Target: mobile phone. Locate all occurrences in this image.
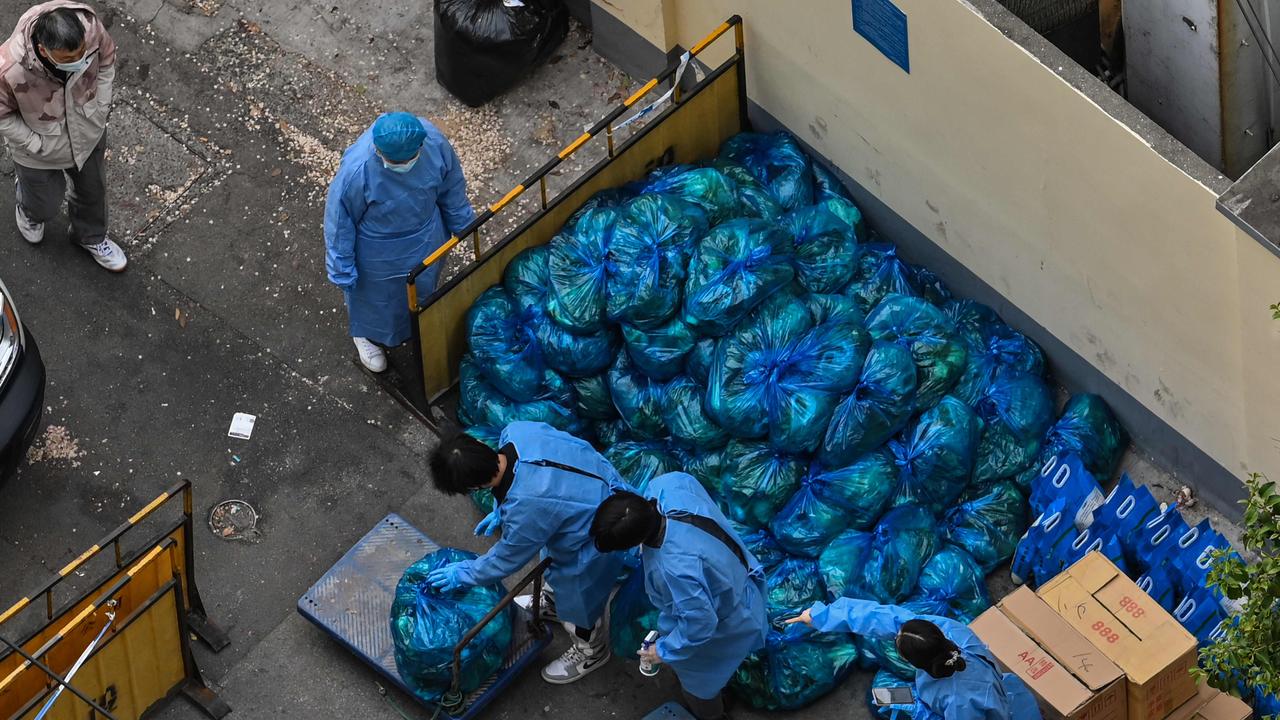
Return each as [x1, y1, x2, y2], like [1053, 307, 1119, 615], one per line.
[871, 686, 915, 706]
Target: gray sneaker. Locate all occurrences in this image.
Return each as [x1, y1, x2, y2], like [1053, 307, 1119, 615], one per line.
[15, 203, 43, 244]
[540, 641, 611, 685]
[514, 592, 560, 625]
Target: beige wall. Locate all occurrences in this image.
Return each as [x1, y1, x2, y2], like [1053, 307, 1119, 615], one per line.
[617, 0, 1280, 488]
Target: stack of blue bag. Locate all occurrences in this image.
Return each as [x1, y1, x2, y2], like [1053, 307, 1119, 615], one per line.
[455, 131, 1130, 711]
[1013, 453, 1276, 715]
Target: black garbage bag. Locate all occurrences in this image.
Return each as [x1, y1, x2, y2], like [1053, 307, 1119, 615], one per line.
[607, 193, 708, 328]
[466, 286, 545, 402]
[862, 503, 940, 603]
[684, 218, 796, 337]
[458, 355, 584, 435]
[1017, 394, 1128, 491]
[818, 528, 874, 601]
[764, 557, 825, 621]
[548, 204, 621, 333]
[607, 354, 668, 439]
[942, 480, 1028, 574]
[568, 373, 616, 420]
[783, 204, 859, 294]
[644, 165, 740, 225]
[820, 341, 918, 468]
[434, 0, 568, 107]
[719, 440, 805, 529]
[718, 132, 816, 211]
[605, 439, 678, 493]
[621, 316, 698, 381]
[771, 450, 897, 557]
[729, 623, 859, 711]
[888, 396, 982, 512]
[391, 548, 513, 701]
[662, 375, 731, 449]
[866, 294, 968, 411]
[846, 244, 920, 313]
[684, 336, 717, 385]
[711, 160, 786, 221]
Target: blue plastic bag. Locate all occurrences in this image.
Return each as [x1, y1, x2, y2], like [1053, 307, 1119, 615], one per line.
[608, 562, 660, 657]
[621, 315, 698, 380]
[390, 548, 513, 703]
[819, 528, 874, 601]
[568, 372, 616, 420]
[910, 264, 952, 307]
[674, 444, 727, 500]
[771, 450, 896, 557]
[806, 291, 865, 326]
[1087, 474, 1162, 570]
[1061, 525, 1129, 578]
[889, 396, 982, 512]
[820, 342, 918, 468]
[866, 295, 968, 411]
[863, 503, 940, 603]
[710, 160, 785, 221]
[684, 218, 796, 336]
[465, 286, 545, 402]
[458, 355, 583, 435]
[864, 596, 946, 680]
[684, 336, 717, 385]
[846, 244, 920, 314]
[812, 161, 853, 203]
[605, 439, 678, 493]
[729, 623, 860, 711]
[1010, 498, 1075, 587]
[942, 480, 1029, 574]
[718, 131, 816, 211]
[606, 354, 668, 439]
[915, 546, 991, 621]
[535, 319, 619, 379]
[1019, 394, 1128, 491]
[783, 204, 859, 293]
[1029, 454, 1106, 529]
[1174, 588, 1230, 646]
[594, 418, 629, 448]
[606, 193, 707, 328]
[644, 165, 740, 224]
[869, 669, 918, 719]
[719, 440, 806, 529]
[1129, 504, 1190, 575]
[971, 371, 1055, 482]
[548, 203, 621, 333]
[765, 557, 826, 621]
[662, 375, 731, 449]
[734, 521, 789, 573]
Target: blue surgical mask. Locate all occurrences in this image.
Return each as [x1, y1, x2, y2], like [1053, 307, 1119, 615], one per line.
[50, 50, 95, 75]
[383, 154, 419, 173]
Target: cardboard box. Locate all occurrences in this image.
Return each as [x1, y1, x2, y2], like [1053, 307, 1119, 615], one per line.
[1164, 682, 1253, 720]
[1039, 552, 1199, 720]
[971, 592, 1126, 720]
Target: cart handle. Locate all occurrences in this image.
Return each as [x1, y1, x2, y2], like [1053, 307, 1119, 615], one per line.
[447, 557, 554, 705]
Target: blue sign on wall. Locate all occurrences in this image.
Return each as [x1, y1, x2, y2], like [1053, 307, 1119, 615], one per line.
[852, 0, 910, 73]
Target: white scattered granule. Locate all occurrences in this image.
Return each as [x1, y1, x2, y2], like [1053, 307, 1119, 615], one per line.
[26, 426, 87, 467]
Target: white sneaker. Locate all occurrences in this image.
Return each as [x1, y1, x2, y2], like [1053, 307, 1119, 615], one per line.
[540, 641, 611, 685]
[353, 337, 387, 372]
[515, 592, 561, 625]
[15, 204, 44, 244]
[84, 237, 127, 272]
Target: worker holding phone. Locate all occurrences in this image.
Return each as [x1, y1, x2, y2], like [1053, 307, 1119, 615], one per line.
[786, 599, 1042, 720]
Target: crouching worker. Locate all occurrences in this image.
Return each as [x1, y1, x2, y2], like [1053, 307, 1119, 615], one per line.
[786, 599, 1042, 720]
[426, 422, 626, 684]
[591, 472, 768, 720]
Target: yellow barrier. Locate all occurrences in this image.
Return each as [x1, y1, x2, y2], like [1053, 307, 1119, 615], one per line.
[409, 16, 748, 402]
[0, 483, 228, 719]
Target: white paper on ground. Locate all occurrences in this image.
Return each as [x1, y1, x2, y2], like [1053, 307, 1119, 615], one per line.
[228, 413, 257, 440]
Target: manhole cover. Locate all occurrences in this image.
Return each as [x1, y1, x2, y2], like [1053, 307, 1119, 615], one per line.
[209, 499, 261, 542]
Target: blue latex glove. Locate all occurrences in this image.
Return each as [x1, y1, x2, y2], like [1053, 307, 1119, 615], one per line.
[426, 563, 467, 593]
[474, 509, 502, 536]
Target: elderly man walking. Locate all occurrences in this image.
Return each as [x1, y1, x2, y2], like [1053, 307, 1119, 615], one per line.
[0, 2, 125, 271]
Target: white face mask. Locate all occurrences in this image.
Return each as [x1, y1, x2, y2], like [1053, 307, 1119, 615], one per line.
[44, 48, 94, 74]
[382, 154, 420, 174]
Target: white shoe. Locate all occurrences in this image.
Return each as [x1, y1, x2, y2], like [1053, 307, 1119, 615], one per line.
[84, 237, 127, 272]
[515, 592, 561, 624]
[353, 337, 387, 372]
[15, 204, 44, 244]
[540, 641, 611, 685]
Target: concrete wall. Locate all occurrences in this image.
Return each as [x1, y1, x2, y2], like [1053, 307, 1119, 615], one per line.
[593, 0, 1280, 508]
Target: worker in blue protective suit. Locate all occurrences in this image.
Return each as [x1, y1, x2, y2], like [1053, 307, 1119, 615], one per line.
[425, 422, 628, 684]
[590, 473, 768, 720]
[324, 111, 474, 373]
[786, 599, 1043, 720]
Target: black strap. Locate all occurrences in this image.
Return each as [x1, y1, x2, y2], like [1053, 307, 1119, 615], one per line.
[667, 511, 750, 571]
[521, 458, 607, 483]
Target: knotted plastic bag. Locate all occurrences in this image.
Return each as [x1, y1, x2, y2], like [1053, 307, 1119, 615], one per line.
[771, 450, 897, 557]
[719, 440, 805, 529]
[567, 373, 616, 421]
[818, 528, 874, 601]
[729, 623, 860, 711]
[783, 204, 859, 293]
[607, 354, 668, 439]
[914, 546, 991, 621]
[466, 286, 545, 402]
[606, 193, 708, 328]
[733, 521, 789, 573]
[684, 218, 796, 336]
[889, 396, 982, 512]
[684, 336, 717, 385]
[644, 165, 740, 225]
[662, 375, 730, 449]
[458, 355, 583, 435]
[942, 480, 1029, 574]
[718, 132, 816, 211]
[866, 295, 967, 411]
[847, 244, 920, 314]
[673, 445, 727, 500]
[711, 160, 785, 221]
[434, 0, 568, 107]
[764, 557, 826, 621]
[608, 561, 660, 657]
[1018, 394, 1128, 491]
[863, 503, 940, 603]
[547, 205, 619, 333]
[390, 548, 513, 702]
[621, 315, 698, 381]
[820, 341, 918, 468]
[605, 440, 678, 493]
[971, 370, 1054, 483]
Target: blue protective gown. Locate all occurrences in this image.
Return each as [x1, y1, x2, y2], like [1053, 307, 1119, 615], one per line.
[643, 472, 769, 700]
[810, 598, 1043, 720]
[324, 116, 474, 346]
[454, 422, 628, 628]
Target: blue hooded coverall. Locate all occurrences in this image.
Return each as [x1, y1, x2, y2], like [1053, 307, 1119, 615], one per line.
[809, 599, 1043, 720]
[323, 116, 474, 346]
[452, 422, 628, 628]
[644, 473, 769, 701]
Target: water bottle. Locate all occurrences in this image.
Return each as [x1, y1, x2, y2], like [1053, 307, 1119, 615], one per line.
[639, 631, 660, 677]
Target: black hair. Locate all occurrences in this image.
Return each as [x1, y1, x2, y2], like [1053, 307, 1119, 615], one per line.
[897, 619, 967, 679]
[34, 8, 86, 53]
[428, 432, 499, 496]
[590, 492, 659, 552]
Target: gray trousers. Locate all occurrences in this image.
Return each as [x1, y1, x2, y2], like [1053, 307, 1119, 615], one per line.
[14, 136, 108, 246]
